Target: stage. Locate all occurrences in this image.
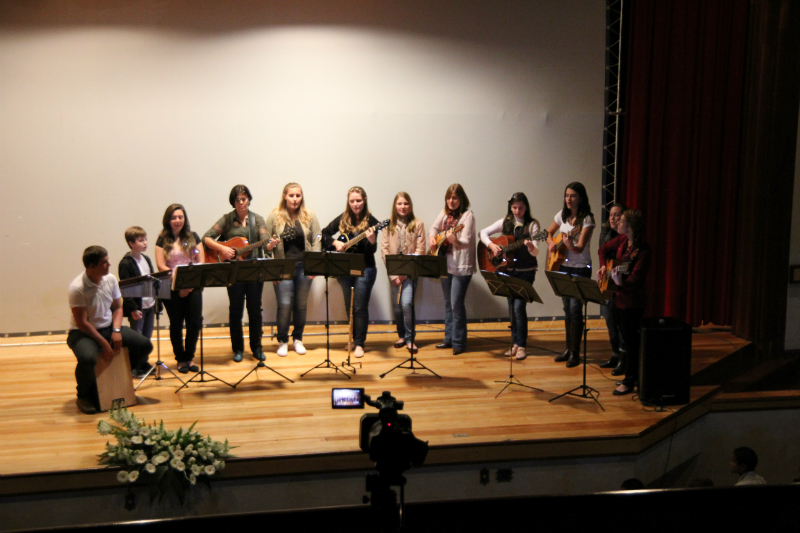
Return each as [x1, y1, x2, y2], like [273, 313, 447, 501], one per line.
[0, 320, 750, 495]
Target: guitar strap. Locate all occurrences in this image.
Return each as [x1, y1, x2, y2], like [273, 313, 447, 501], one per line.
[248, 211, 260, 258]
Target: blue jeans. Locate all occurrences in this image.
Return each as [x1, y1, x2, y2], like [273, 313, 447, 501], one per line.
[507, 270, 535, 347]
[390, 277, 418, 343]
[227, 282, 263, 352]
[337, 266, 377, 348]
[559, 265, 592, 329]
[274, 262, 313, 343]
[441, 274, 472, 349]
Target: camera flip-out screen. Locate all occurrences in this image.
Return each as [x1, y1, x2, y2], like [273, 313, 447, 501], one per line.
[331, 388, 365, 409]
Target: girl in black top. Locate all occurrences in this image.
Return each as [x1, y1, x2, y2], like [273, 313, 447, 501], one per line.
[321, 186, 380, 359]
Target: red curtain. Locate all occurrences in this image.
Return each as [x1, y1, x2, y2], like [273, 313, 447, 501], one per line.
[620, 0, 749, 326]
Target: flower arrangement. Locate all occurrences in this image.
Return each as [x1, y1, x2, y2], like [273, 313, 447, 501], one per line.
[97, 407, 234, 502]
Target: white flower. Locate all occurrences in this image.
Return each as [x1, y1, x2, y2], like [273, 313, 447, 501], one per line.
[160, 450, 170, 458]
[131, 436, 143, 445]
[204, 465, 216, 476]
[128, 470, 139, 482]
[117, 471, 130, 483]
[144, 438, 155, 446]
[154, 455, 167, 465]
[97, 420, 113, 435]
[191, 464, 202, 476]
[140, 428, 151, 437]
[135, 454, 148, 465]
[145, 463, 157, 474]
[185, 444, 193, 452]
[189, 474, 197, 485]
[192, 451, 198, 457]
[188, 457, 196, 465]
[207, 452, 214, 459]
[159, 440, 168, 447]
[173, 450, 185, 460]
[170, 458, 185, 472]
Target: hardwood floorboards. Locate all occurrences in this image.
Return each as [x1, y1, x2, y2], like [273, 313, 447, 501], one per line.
[0, 321, 748, 478]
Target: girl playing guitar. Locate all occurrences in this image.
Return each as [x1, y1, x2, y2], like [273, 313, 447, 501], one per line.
[546, 182, 596, 368]
[321, 186, 381, 359]
[478, 192, 540, 360]
[598, 209, 651, 396]
[428, 183, 477, 355]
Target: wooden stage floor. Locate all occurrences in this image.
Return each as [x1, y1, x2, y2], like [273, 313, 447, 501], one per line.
[0, 320, 749, 487]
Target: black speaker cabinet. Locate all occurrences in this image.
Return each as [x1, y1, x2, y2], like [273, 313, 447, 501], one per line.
[638, 317, 691, 405]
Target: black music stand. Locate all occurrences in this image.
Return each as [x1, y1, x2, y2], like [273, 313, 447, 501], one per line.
[301, 251, 365, 379]
[119, 271, 186, 388]
[171, 260, 289, 392]
[235, 258, 298, 387]
[481, 270, 544, 397]
[545, 270, 606, 411]
[380, 254, 447, 379]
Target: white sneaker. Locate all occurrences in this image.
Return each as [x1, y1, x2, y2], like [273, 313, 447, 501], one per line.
[354, 346, 364, 358]
[515, 347, 527, 360]
[277, 343, 288, 357]
[293, 340, 306, 355]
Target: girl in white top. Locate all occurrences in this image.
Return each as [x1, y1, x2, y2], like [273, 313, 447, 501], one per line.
[546, 182, 595, 368]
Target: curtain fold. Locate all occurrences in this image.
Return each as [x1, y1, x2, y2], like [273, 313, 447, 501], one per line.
[620, 0, 748, 326]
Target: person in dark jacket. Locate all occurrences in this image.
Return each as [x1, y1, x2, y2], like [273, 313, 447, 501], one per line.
[118, 226, 158, 340]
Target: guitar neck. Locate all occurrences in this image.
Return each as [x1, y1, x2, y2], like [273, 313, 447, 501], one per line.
[235, 237, 272, 256]
[343, 225, 376, 251]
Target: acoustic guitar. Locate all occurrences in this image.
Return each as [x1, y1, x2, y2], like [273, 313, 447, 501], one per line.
[545, 225, 583, 271]
[428, 224, 465, 256]
[598, 258, 631, 295]
[336, 220, 390, 252]
[477, 229, 549, 273]
[204, 225, 297, 263]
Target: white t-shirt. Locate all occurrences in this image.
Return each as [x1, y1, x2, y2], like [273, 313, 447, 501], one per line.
[68, 272, 121, 330]
[554, 211, 595, 269]
[134, 255, 155, 310]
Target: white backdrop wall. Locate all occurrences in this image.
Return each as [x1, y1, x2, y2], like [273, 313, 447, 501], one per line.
[0, 0, 606, 334]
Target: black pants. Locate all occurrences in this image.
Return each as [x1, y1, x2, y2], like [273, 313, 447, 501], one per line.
[163, 289, 203, 363]
[616, 306, 645, 388]
[227, 282, 263, 352]
[67, 326, 152, 405]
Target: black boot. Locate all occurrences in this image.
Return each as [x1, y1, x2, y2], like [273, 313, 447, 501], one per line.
[611, 351, 626, 376]
[600, 352, 620, 369]
[555, 318, 571, 362]
[566, 321, 583, 368]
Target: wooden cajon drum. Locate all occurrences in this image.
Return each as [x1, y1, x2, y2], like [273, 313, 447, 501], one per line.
[95, 347, 137, 412]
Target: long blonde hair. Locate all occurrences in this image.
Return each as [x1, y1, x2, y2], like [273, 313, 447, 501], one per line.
[338, 186, 371, 235]
[389, 192, 418, 234]
[273, 182, 312, 228]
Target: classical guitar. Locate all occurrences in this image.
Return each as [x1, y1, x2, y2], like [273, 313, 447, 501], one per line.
[598, 258, 631, 295]
[337, 220, 390, 252]
[428, 224, 465, 256]
[204, 225, 297, 263]
[477, 228, 549, 273]
[545, 225, 583, 271]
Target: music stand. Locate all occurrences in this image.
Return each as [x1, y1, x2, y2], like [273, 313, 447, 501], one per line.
[380, 254, 447, 379]
[480, 270, 544, 397]
[171, 261, 279, 392]
[119, 271, 186, 388]
[235, 259, 298, 387]
[545, 270, 606, 411]
[301, 251, 365, 379]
